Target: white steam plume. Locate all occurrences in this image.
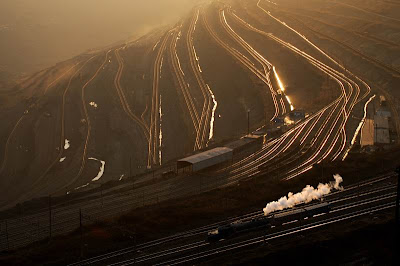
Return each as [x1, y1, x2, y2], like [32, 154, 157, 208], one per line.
[263, 174, 343, 216]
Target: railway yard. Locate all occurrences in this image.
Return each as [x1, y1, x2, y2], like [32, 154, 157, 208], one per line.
[69, 173, 397, 265]
[1, 0, 400, 264]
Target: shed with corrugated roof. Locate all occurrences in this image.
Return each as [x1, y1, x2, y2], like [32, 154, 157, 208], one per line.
[177, 147, 233, 172]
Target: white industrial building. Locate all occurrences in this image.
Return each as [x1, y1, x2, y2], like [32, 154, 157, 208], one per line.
[361, 118, 374, 147]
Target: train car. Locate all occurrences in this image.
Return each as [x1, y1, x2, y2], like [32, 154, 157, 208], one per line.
[161, 170, 176, 178]
[207, 225, 234, 242]
[207, 202, 331, 242]
[272, 202, 331, 226]
[271, 208, 305, 226]
[303, 202, 331, 217]
[207, 217, 269, 242]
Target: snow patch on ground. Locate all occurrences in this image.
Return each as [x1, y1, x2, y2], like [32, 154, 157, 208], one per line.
[89, 157, 106, 181]
[75, 183, 89, 190]
[67, 183, 90, 194]
[59, 157, 66, 162]
[64, 139, 70, 150]
[89, 101, 98, 108]
[119, 174, 125, 181]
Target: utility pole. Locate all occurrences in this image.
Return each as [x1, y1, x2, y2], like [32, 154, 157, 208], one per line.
[133, 228, 137, 265]
[101, 185, 104, 208]
[48, 195, 52, 239]
[79, 209, 83, 238]
[396, 167, 400, 226]
[79, 208, 83, 259]
[247, 109, 250, 135]
[5, 220, 9, 250]
[129, 156, 132, 178]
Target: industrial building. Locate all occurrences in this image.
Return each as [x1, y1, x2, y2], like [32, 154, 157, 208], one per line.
[374, 114, 390, 144]
[376, 109, 391, 118]
[224, 134, 264, 155]
[361, 118, 374, 147]
[177, 147, 233, 173]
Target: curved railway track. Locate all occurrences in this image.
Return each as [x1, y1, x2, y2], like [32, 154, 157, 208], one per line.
[114, 47, 151, 139]
[149, 31, 171, 166]
[68, 51, 111, 188]
[186, 10, 214, 149]
[66, 175, 397, 265]
[256, 0, 400, 140]
[202, 9, 281, 122]
[169, 26, 202, 150]
[212, 5, 370, 181]
[0, 1, 397, 256]
[0, 61, 83, 178]
[31, 57, 97, 193]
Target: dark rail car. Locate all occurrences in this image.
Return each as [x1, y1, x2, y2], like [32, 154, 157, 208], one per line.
[207, 202, 330, 242]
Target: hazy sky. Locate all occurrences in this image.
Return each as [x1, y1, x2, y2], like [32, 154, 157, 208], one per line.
[0, 0, 199, 76]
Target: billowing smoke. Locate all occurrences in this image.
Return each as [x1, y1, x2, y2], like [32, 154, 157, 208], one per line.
[263, 174, 343, 216]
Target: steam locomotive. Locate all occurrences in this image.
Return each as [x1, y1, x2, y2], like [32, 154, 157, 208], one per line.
[207, 202, 330, 242]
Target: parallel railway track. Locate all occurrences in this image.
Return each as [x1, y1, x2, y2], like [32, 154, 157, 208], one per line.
[69, 177, 397, 265]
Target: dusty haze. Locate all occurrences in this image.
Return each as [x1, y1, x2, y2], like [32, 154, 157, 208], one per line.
[0, 0, 199, 77]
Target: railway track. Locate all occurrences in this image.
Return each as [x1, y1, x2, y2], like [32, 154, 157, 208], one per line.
[41, 0, 368, 227]
[149, 31, 171, 166]
[0, 61, 84, 178]
[186, 10, 214, 149]
[29, 57, 98, 195]
[214, 41, 339, 178]
[225, 7, 356, 167]
[257, 0, 400, 140]
[219, 10, 281, 120]
[71, 51, 111, 186]
[329, 0, 400, 24]
[0, 167, 394, 253]
[169, 26, 202, 151]
[0, 59, 97, 210]
[217, 6, 374, 180]
[0, 0, 396, 256]
[154, 201, 395, 265]
[114, 47, 151, 138]
[113, 46, 153, 168]
[71, 177, 397, 265]
[256, 0, 372, 100]
[202, 9, 281, 121]
[282, 9, 400, 50]
[280, 10, 400, 77]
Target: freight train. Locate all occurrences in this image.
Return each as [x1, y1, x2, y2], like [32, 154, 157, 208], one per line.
[207, 202, 330, 242]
